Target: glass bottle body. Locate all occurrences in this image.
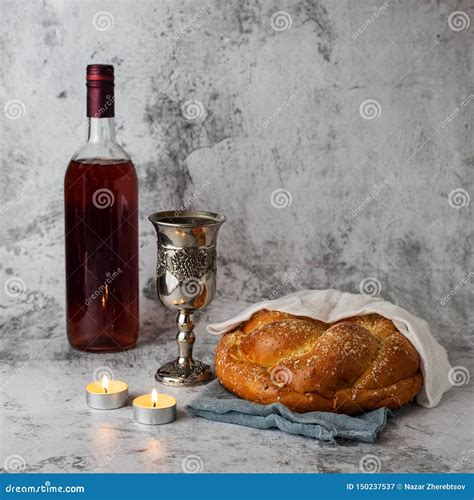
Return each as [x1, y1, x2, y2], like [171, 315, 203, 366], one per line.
[64, 117, 139, 351]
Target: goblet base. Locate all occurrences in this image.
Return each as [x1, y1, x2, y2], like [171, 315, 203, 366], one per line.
[155, 359, 215, 387]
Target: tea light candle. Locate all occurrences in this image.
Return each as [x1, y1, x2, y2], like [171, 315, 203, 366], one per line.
[133, 389, 177, 425]
[86, 375, 128, 410]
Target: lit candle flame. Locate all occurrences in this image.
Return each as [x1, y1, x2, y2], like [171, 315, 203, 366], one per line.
[151, 388, 158, 408]
[102, 374, 110, 393]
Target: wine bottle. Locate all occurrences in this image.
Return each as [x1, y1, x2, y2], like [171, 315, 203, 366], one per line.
[64, 64, 139, 352]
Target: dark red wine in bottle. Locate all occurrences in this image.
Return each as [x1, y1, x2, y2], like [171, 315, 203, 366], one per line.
[64, 64, 139, 352]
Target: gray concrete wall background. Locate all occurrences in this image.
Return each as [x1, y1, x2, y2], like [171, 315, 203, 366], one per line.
[1, 1, 472, 354]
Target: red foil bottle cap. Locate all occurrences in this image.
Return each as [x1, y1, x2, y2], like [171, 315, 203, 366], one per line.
[87, 64, 114, 82]
[86, 64, 115, 118]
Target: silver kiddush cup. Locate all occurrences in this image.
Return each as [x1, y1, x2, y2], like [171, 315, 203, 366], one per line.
[149, 210, 226, 386]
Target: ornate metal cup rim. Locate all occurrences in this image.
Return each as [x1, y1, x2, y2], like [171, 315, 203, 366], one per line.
[148, 210, 226, 228]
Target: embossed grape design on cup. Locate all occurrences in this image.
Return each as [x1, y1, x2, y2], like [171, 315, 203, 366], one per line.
[149, 210, 225, 386]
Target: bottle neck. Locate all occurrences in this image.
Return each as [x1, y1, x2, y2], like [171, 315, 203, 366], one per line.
[86, 75, 115, 144]
[87, 117, 117, 144]
[72, 66, 129, 163]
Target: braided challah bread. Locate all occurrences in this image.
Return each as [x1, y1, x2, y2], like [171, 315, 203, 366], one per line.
[215, 310, 423, 414]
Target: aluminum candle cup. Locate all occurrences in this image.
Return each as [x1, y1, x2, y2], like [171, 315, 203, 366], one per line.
[133, 390, 177, 425]
[86, 378, 128, 410]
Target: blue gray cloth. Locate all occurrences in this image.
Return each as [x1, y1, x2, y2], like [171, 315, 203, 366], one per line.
[186, 380, 392, 443]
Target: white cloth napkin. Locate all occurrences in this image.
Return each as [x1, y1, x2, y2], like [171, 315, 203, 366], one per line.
[207, 289, 453, 408]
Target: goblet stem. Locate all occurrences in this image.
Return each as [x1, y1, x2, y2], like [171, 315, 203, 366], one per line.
[176, 310, 195, 370]
[155, 309, 215, 386]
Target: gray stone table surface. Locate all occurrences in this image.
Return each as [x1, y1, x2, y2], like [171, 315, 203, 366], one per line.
[1, 292, 472, 474]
